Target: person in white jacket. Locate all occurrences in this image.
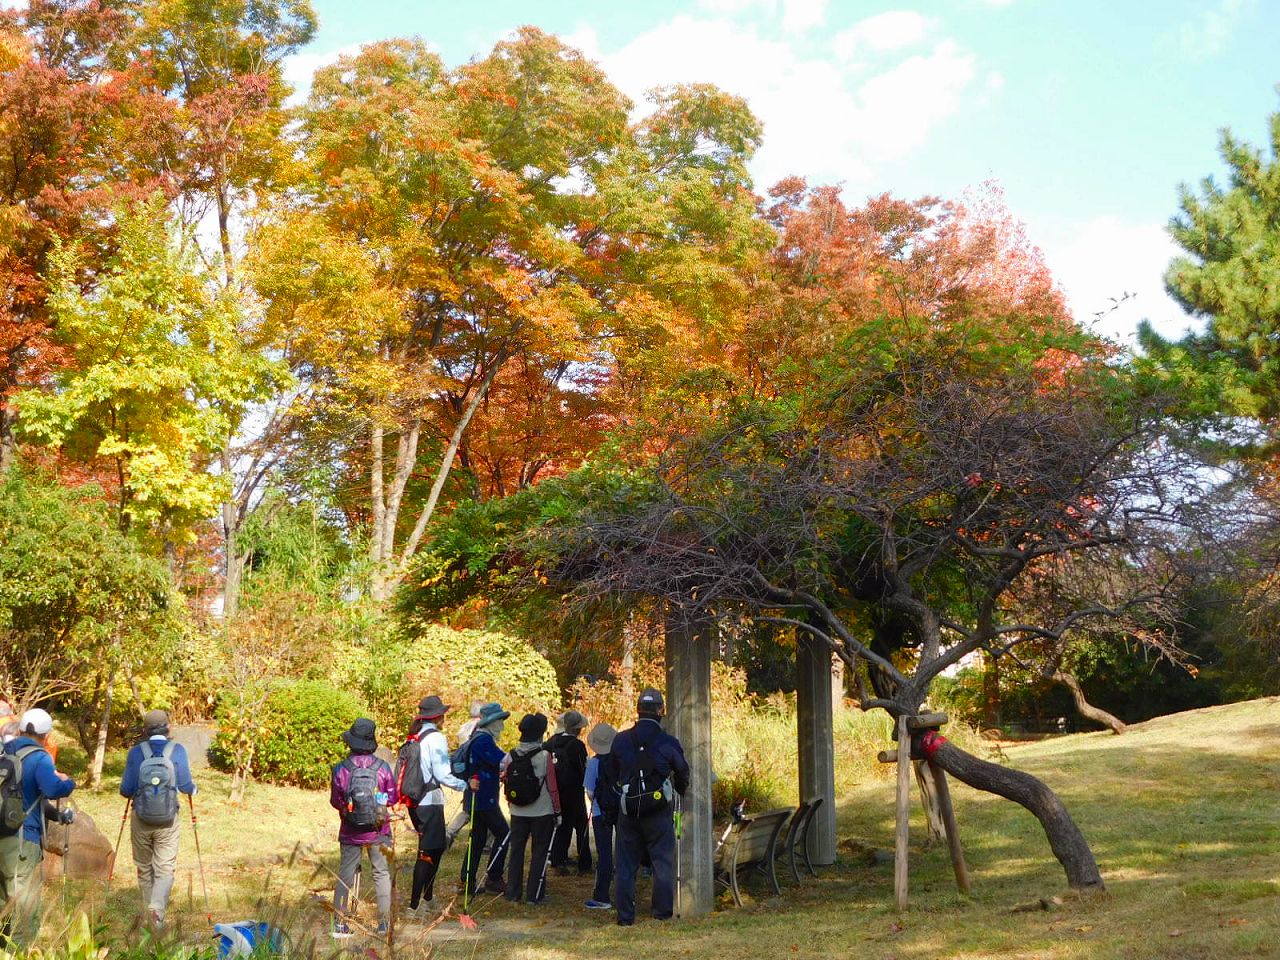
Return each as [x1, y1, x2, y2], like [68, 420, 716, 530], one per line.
[444, 702, 484, 847]
[406, 696, 466, 912]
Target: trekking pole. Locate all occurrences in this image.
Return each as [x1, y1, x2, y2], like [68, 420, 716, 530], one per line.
[59, 798, 70, 907]
[535, 819, 559, 902]
[461, 799, 478, 915]
[107, 798, 131, 888]
[674, 793, 683, 919]
[187, 794, 212, 924]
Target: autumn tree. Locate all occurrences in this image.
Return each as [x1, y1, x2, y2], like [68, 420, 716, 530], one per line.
[14, 202, 286, 541]
[252, 30, 767, 601]
[0, 0, 178, 471]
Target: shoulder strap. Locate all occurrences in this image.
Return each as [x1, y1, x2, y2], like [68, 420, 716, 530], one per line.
[13, 745, 40, 762]
[161, 741, 176, 761]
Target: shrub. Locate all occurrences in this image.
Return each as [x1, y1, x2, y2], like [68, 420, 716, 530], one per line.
[211, 679, 368, 789]
[352, 624, 561, 746]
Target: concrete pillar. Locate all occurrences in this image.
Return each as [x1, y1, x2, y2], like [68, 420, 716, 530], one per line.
[796, 633, 838, 865]
[665, 611, 715, 917]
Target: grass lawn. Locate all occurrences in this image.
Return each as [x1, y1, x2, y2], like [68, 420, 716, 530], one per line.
[46, 697, 1280, 959]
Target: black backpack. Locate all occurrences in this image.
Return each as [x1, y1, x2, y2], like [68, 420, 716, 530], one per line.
[340, 759, 386, 831]
[394, 734, 437, 806]
[0, 746, 38, 836]
[503, 748, 544, 807]
[133, 741, 179, 827]
[619, 739, 670, 818]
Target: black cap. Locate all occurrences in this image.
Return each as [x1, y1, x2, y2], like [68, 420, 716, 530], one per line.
[518, 713, 548, 741]
[637, 688, 664, 715]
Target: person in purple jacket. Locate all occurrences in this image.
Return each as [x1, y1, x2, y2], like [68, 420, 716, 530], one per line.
[329, 718, 398, 939]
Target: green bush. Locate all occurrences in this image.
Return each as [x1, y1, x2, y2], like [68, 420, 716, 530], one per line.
[210, 679, 368, 789]
[352, 624, 561, 745]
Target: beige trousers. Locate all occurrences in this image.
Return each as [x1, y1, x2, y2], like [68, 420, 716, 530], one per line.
[130, 813, 180, 920]
[0, 835, 43, 948]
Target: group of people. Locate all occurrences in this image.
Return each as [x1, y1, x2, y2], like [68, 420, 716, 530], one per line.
[328, 686, 690, 937]
[0, 703, 193, 949]
[0, 686, 690, 949]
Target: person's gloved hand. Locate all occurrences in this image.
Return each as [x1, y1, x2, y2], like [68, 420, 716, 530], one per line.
[553, 814, 562, 828]
[58, 808, 75, 825]
[468, 776, 480, 792]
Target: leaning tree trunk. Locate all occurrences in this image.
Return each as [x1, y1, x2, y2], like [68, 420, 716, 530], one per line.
[915, 731, 1104, 891]
[1050, 670, 1127, 735]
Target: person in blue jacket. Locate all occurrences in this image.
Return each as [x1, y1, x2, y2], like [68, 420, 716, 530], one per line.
[604, 689, 689, 926]
[458, 702, 510, 899]
[119, 710, 197, 929]
[0, 708, 75, 949]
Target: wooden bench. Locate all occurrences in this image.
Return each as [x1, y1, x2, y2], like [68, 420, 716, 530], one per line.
[780, 797, 824, 883]
[714, 807, 792, 907]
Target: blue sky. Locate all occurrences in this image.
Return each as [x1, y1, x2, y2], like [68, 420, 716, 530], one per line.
[284, 1, 1276, 342]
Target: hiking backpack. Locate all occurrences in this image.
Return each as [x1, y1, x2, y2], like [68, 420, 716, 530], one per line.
[502, 748, 544, 807]
[340, 759, 386, 831]
[0, 745, 38, 836]
[394, 734, 438, 806]
[134, 741, 180, 827]
[618, 739, 670, 818]
[449, 734, 477, 779]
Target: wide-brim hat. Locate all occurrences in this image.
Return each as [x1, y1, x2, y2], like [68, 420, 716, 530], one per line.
[560, 710, 587, 735]
[417, 695, 450, 718]
[341, 717, 378, 752]
[477, 702, 510, 727]
[587, 722, 617, 755]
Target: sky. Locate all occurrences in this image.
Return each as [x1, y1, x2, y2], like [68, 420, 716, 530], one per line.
[276, 0, 1280, 345]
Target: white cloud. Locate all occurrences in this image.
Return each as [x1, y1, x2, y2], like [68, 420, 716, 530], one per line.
[1178, 0, 1254, 59]
[594, 12, 993, 190]
[282, 42, 374, 104]
[833, 11, 936, 60]
[1039, 217, 1197, 345]
[782, 0, 829, 34]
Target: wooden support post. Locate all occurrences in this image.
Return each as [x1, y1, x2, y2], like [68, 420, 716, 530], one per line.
[666, 610, 715, 917]
[928, 759, 971, 896]
[914, 760, 945, 843]
[894, 715, 911, 912]
[796, 633, 837, 866]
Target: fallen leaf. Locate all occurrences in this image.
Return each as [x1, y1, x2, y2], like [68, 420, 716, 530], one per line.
[1076, 925, 1093, 933]
[457, 914, 478, 931]
[1169, 930, 1184, 937]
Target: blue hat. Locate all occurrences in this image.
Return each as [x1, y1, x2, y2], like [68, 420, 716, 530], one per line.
[477, 702, 510, 727]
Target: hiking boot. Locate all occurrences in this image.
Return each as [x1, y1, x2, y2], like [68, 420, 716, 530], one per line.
[482, 876, 505, 894]
[331, 920, 353, 939]
[553, 865, 572, 876]
[584, 899, 612, 910]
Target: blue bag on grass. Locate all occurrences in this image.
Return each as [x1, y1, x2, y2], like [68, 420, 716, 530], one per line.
[213, 921, 285, 957]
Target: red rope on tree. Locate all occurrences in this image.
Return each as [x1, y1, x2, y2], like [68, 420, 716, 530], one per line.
[921, 730, 947, 758]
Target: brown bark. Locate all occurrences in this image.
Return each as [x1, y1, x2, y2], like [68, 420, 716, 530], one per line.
[1050, 669, 1127, 735]
[918, 734, 1104, 892]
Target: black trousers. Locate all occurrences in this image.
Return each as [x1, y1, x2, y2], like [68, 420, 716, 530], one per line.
[408, 804, 446, 906]
[505, 814, 555, 902]
[615, 809, 675, 924]
[549, 809, 591, 872]
[460, 806, 509, 896]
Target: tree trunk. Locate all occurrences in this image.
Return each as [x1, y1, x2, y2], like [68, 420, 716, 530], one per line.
[370, 421, 388, 601]
[917, 734, 1104, 891]
[0, 404, 14, 473]
[982, 651, 1001, 730]
[89, 671, 114, 789]
[1050, 670, 1127, 735]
